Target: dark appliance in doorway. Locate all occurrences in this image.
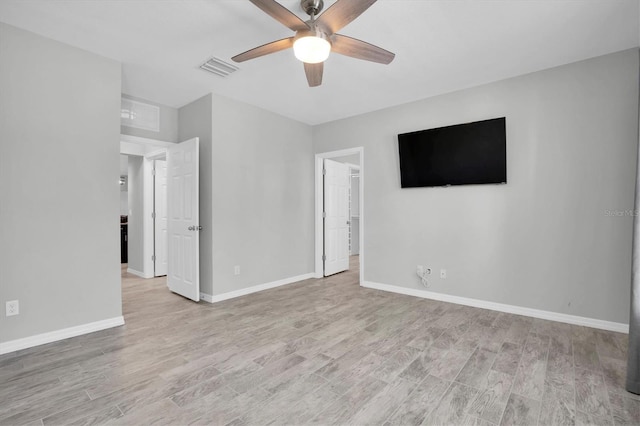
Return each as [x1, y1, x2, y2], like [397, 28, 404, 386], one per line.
[120, 215, 128, 263]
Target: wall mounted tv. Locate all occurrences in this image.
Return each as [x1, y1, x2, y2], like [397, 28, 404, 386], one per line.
[398, 117, 507, 188]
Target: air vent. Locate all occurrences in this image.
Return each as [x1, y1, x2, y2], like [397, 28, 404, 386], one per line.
[200, 57, 239, 77]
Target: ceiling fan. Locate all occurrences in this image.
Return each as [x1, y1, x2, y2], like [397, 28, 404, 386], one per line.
[232, 0, 395, 87]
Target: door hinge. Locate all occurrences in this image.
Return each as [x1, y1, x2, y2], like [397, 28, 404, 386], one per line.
[152, 255, 156, 261]
[152, 168, 156, 176]
[322, 211, 326, 219]
[151, 212, 156, 219]
[322, 255, 326, 261]
[322, 168, 326, 175]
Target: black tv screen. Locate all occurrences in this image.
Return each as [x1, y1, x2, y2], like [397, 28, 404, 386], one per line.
[398, 117, 507, 188]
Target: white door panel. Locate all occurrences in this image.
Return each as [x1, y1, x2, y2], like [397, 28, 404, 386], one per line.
[324, 159, 349, 276]
[167, 138, 200, 301]
[154, 160, 168, 276]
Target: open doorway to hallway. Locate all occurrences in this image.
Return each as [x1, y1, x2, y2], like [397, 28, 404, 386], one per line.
[315, 148, 364, 283]
[119, 153, 168, 279]
[119, 135, 174, 281]
[119, 134, 201, 303]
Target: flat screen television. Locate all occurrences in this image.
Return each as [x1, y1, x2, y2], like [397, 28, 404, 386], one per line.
[398, 117, 507, 188]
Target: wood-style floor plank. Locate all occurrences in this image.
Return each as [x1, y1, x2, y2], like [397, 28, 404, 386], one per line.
[0, 257, 633, 425]
[422, 381, 479, 425]
[500, 393, 541, 425]
[575, 367, 612, 418]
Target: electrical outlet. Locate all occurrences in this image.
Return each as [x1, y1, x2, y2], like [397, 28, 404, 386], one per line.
[416, 266, 432, 276]
[234, 265, 240, 275]
[6, 300, 19, 317]
[440, 269, 447, 279]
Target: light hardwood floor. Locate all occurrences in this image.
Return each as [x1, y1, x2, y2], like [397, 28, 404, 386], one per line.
[1, 257, 639, 425]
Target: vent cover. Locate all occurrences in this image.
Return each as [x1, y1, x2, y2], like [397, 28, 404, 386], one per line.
[121, 98, 160, 132]
[200, 57, 239, 77]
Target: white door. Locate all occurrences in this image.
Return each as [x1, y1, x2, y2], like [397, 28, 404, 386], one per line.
[154, 160, 168, 276]
[324, 159, 350, 276]
[167, 138, 200, 301]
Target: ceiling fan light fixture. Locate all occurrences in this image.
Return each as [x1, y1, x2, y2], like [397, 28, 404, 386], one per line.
[233, 0, 395, 87]
[293, 34, 331, 64]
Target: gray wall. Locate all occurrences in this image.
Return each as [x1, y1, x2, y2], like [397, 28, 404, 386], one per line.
[127, 156, 144, 273]
[210, 94, 314, 295]
[0, 23, 122, 343]
[178, 94, 214, 295]
[121, 94, 178, 143]
[120, 191, 129, 216]
[177, 94, 314, 297]
[313, 49, 639, 324]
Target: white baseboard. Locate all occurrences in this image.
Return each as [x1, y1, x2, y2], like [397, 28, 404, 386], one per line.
[0, 316, 125, 355]
[200, 273, 315, 304]
[127, 268, 152, 279]
[362, 281, 629, 334]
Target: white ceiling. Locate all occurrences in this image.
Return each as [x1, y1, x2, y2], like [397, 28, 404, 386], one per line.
[0, 0, 638, 125]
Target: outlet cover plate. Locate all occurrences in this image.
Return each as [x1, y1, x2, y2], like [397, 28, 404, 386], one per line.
[6, 300, 19, 316]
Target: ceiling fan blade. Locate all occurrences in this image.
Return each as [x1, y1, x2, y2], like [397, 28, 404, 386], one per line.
[317, 0, 377, 34]
[304, 62, 323, 87]
[232, 37, 294, 63]
[331, 34, 395, 64]
[249, 0, 309, 31]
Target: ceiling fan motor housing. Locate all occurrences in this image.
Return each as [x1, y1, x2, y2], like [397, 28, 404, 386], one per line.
[301, 0, 324, 16]
[294, 25, 329, 44]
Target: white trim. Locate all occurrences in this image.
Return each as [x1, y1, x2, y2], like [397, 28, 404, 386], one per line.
[200, 273, 315, 304]
[146, 149, 167, 161]
[317, 147, 364, 158]
[315, 148, 364, 284]
[126, 267, 152, 279]
[314, 157, 324, 279]
[0, 316, 125, 355]
[120, 134, 175, 147]
[120, 138, 172, 157]
[362, 281, 629, 334]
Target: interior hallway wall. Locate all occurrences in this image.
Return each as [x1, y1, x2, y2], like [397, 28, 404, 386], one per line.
[210, 94, 315, 296]
[126, 156, 144, 273]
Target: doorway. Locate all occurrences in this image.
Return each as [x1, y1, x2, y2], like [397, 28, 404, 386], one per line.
[119, 154, 167, 278]
[315, 148, 364, 284]
[120, 135, 173, 279]
[119, 135, 201, 302]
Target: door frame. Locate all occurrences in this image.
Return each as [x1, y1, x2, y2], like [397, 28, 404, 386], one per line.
[314, 147, 364, 285]
[120, 135, 172, 278]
